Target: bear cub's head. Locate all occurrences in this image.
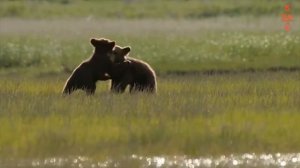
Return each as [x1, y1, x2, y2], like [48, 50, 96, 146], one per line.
[90, 38, 115, 52]
[108, 45, 131, 63]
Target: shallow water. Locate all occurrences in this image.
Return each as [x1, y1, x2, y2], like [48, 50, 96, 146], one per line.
[1, 153, 300, 168]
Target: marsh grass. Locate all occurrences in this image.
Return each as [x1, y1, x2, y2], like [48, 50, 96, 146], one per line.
[0, 72, 300, 158]
[1, 17, 299, 72]
[1, 0, 298, 19]
[1, 32, 299, 73]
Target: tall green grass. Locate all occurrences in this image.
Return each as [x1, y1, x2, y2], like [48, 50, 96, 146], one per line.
[1, 33, 299, 73]
[0, 72, 299, 158]
[1, 0, 296, 19]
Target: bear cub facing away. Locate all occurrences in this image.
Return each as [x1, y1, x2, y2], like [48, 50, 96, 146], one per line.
[62, 38, 115, 95]
[107, 45, 157, 93]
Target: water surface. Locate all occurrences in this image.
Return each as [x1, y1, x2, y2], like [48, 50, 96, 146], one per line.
[1, 153, 300, 168]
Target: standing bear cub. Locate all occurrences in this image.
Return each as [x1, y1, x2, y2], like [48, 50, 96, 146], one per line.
[107, 45, 157, 93]
[62, 38, 115, 95]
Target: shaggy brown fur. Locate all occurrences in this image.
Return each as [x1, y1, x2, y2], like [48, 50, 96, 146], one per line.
[62, 38, 115, 95]
[107, 45, 157, 93]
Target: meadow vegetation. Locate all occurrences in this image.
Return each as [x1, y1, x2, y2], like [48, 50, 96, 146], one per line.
[0, 0, 300, 162]
[1, 0, 298, 19]
[1, 72, 300, 158]
[1, 19, 299, 73]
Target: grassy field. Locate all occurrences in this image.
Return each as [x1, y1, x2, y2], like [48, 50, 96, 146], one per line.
[1, 18, 299, 73]
[1, 0, 299, 19]
[1, 72, 300, 158]
[1, 0, 300, 165]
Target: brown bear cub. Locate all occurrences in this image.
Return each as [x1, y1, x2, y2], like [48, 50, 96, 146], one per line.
[62, 38, 115, 95]
[107, 45, 157, 93]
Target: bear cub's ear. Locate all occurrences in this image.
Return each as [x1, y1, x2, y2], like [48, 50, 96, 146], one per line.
[109, 41, 116, 48]
[90, 38, 97, 46]
[123, 46, 131, 55]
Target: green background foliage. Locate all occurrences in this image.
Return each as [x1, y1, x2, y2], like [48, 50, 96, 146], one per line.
[0, 0, 298, 19]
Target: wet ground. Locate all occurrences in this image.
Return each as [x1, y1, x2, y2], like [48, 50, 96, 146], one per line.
[1, 153, 300, 168]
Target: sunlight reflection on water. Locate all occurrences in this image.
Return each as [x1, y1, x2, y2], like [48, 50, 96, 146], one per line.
[1, 153, 300, 168]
